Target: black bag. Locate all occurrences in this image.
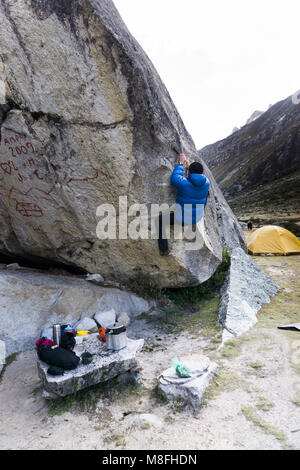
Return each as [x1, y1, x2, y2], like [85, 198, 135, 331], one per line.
[59, 325, 76, 351]
[47, 365, 64, 376]
[38, 345, 80, 370]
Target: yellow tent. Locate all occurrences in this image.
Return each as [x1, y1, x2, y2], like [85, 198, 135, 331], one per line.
[247, 225, 300, 255]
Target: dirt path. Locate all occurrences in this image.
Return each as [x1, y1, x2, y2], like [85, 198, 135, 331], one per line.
[0, 256, 299, 450]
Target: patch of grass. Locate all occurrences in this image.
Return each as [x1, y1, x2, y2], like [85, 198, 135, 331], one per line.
[249, 362, 264, 370]
[254, 255, 300, 326]
[161, 295, 221, 337]
[0, 352, 19, 383]
[126, 266, 162, 301]
[142, 342, 165, 353]
[255, 396, 275, 412]
[127, 248, 231, 340]
[103, 434, 126, 447]
[140, 422, 150, 430]
[172, 398, 185, 412]
[104, 434, 124, 443]
[281, 443, 298, 451]
[221, 339, 241, 359]
[93, 425, 103, 431]
[48, 378, 147, 417]
[163, 247, 231, 306]
[291, 396, 300, 407]
[203, 368, 246, 404]
[212, 332, 223, 344]
[164, 414, 175, 424]
[47, 394, 77, 416]
[152, 385, 168, 404]
[241, 406, 286, 442]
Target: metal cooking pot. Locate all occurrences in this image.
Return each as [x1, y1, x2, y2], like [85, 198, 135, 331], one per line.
[106, 322, 127, 351]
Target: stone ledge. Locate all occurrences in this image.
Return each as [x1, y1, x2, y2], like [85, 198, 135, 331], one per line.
[37, 334, 144, 398]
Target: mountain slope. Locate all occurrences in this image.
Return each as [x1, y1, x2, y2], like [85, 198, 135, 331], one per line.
[198, 95, 300, 207]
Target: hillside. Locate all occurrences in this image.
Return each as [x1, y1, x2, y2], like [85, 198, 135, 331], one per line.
[198, 95, 300, 224]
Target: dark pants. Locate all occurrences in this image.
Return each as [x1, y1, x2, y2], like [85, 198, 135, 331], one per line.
[158, 212, 184, 252]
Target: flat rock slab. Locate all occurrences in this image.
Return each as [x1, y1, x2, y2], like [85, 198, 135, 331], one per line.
[37, 334, 144, 398]
[218, 247, 279, 341]
[157, 355, 218, 410]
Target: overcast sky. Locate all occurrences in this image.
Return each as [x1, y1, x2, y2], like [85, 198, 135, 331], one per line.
[114, 0, 300, 149]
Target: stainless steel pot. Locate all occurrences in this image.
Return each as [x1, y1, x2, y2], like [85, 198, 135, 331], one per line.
[106, 322, 127, 351]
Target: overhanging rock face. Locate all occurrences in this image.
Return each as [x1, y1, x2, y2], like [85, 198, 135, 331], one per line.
[0, 0, 246, 287]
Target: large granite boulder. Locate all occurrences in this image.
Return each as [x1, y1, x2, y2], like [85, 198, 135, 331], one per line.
[0, 0, 246, 287]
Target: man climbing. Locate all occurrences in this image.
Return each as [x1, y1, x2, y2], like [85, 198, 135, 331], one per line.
[158, 153, 210, 255]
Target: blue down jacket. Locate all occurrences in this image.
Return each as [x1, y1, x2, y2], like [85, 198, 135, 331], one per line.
[171, 165, 210, 224]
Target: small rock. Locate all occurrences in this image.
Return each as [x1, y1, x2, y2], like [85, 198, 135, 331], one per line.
[86, 273, 104, 285]
[42, 390, 59, 400]
[94, 309, 116, 328]
[116, 312, 131, 328]
[127, 413, 163, 428]
[74, 317, 98, 333]
[6, 263, 21, 270]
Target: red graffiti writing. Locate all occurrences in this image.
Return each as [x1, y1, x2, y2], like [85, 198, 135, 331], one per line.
[15, 201, 43, 217]
[65, 169, 100, 186]
[26, 223, 48, 238]
[33, 169, 44, 180]
[0, 160, 19, 174]
[27, 158, 36, 167]
[0, 129, 106, 219]
[8, 185, 60, 211]
[8, 142, 36, 158]
[3, 134, 26, 146]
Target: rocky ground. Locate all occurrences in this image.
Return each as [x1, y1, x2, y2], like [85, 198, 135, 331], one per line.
[0, 248, 299, 450]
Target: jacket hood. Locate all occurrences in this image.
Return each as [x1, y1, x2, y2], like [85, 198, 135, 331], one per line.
[188, 173, 207, 187]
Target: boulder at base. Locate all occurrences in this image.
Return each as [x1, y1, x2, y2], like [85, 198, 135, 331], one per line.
[0, 0, 245, 287]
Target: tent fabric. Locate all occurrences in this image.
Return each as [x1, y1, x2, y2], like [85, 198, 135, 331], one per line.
[247, 225, 300, 255]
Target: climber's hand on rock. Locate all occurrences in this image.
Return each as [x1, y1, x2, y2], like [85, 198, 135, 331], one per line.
[179, 153, 186, 165]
